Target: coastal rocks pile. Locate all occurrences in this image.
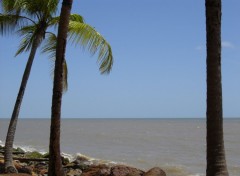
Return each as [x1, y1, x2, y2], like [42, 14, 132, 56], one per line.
[0, 146, 166, 176]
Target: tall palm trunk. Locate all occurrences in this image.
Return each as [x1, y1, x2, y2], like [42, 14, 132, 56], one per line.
[48, 0, 73, 175]
[4, 33, 43, 173]
[205, 0, 229, 175]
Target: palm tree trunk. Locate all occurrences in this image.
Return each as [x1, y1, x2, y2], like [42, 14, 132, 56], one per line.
[48, 0, 73, 176]
[205, 0, 229, 175]
[4, 34, 42, 173]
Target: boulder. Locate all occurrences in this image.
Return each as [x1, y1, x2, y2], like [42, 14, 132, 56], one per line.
[111, 165, 144, 176]
[0, 159, 4, 172]
[0, 174, 32, 176]
[18, 166, 33, 174]
[81, 164, 110, 176]
[143, 167, 166, 176]
[13, 160, 22, 170]
[64, 162, 89, 170]
[67, 169, 82, 176]
[96, 167, 111, 176]
[39, 168, 48, 175]
[33, 162, 48, 174]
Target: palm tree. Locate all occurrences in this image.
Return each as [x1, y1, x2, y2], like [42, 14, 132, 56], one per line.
[1, 0, 57, 172]
[205, 0, 229, 175]
[48, 1, 113, 175]
[48, 0, 73, 175]
[0, 0, 113, 173]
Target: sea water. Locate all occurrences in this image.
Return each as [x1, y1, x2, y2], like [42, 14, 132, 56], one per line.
[0, 118, 239, 176]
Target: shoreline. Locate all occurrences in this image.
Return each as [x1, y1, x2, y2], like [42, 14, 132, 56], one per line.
[0, 145, 166, 176]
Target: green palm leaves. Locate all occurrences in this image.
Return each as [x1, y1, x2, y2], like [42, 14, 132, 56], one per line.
[68, 22, 113, 74]
[1, 0, 113, 173]
[1, 0, 113, 84]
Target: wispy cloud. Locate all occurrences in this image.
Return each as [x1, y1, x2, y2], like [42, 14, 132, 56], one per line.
[195, 45, 204, 51]
[222, 41, 235, 48]
[196, 41, 235, 51]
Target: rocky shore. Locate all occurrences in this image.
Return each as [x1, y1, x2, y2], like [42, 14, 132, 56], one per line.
[0, 146, 166, 176]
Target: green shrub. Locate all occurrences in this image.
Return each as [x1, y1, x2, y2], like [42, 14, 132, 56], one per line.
[25, 151, 44, 158]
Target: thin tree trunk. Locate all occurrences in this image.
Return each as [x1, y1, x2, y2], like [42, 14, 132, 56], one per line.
[48, 0, 73, 176]
[205, 0, 229, 175]
[4, 34, 42, 173]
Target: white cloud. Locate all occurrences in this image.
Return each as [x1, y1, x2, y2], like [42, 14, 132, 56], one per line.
[222, 41, 235, 48]
[195, 45, 204, 51]
[196, 41, 235, 51]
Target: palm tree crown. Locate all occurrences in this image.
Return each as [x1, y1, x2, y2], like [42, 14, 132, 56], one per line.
[0, 0, 113, 173]
[1, 0, 113, 79]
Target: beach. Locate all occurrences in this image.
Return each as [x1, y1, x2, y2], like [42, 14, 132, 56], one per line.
[0, 118, 239, 176]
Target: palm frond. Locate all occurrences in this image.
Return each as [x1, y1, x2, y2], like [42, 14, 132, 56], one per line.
[0, 14, 16, 35]
[11, 0, 58, 22]
[69, 14, 85, 23]
[49, 14, 84, 29]
[68, 22, 113, 74]
[48, 16, 59, 28]
[46, 0, 59, 16]
[42, 33, 68, 92]
[1, 0, 16, 13]
[0, 14, 29, 35]
[15, 34, 34, 56]
[41, 32, 57, 59]
[15, 25, 37, 56]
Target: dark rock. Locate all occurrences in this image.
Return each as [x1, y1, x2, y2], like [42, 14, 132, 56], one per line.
[64, 162, 90, 170]
[33, 162, 48, 174]
[39, 168, 48, 175]
[43, 152, 49, 158]
[96, 167, 111, 176]
[143, 167, 166, 176]
[64, 162, 89, 170]
[110, 165, 144, 176]
[62, 156, 70, 165]
[6, 166, 18, 173]
[1, 174, 32, 176]
[35, 162, 48, 167]
[0, 159, 5, 172]
[18, 166, 33, 174]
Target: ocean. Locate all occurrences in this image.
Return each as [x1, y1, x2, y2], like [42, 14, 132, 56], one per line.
[0, 118, 239, 176]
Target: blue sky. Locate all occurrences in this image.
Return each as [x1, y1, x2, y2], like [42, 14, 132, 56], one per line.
[0, 0, 240, 118]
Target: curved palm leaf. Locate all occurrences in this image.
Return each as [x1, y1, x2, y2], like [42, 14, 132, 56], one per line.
[1, 0, 16, 13]
[41, 33, 68, 91]
[15, 25, 37, 56]
[0, 14, 30, 35]
[48, 13, 84, 28]
[68, 22, 113, 74]
[10, 0, 58, 22]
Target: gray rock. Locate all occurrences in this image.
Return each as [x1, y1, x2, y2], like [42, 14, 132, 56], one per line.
[143, 167, 166, 176]
[111, 165, 144, 176]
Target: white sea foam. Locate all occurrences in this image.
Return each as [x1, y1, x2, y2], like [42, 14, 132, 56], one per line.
[188, 174, 204, 176]
[13, 144, 37, 152]
[73, 153, 118, 166]
[61, 152, 74, 161]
